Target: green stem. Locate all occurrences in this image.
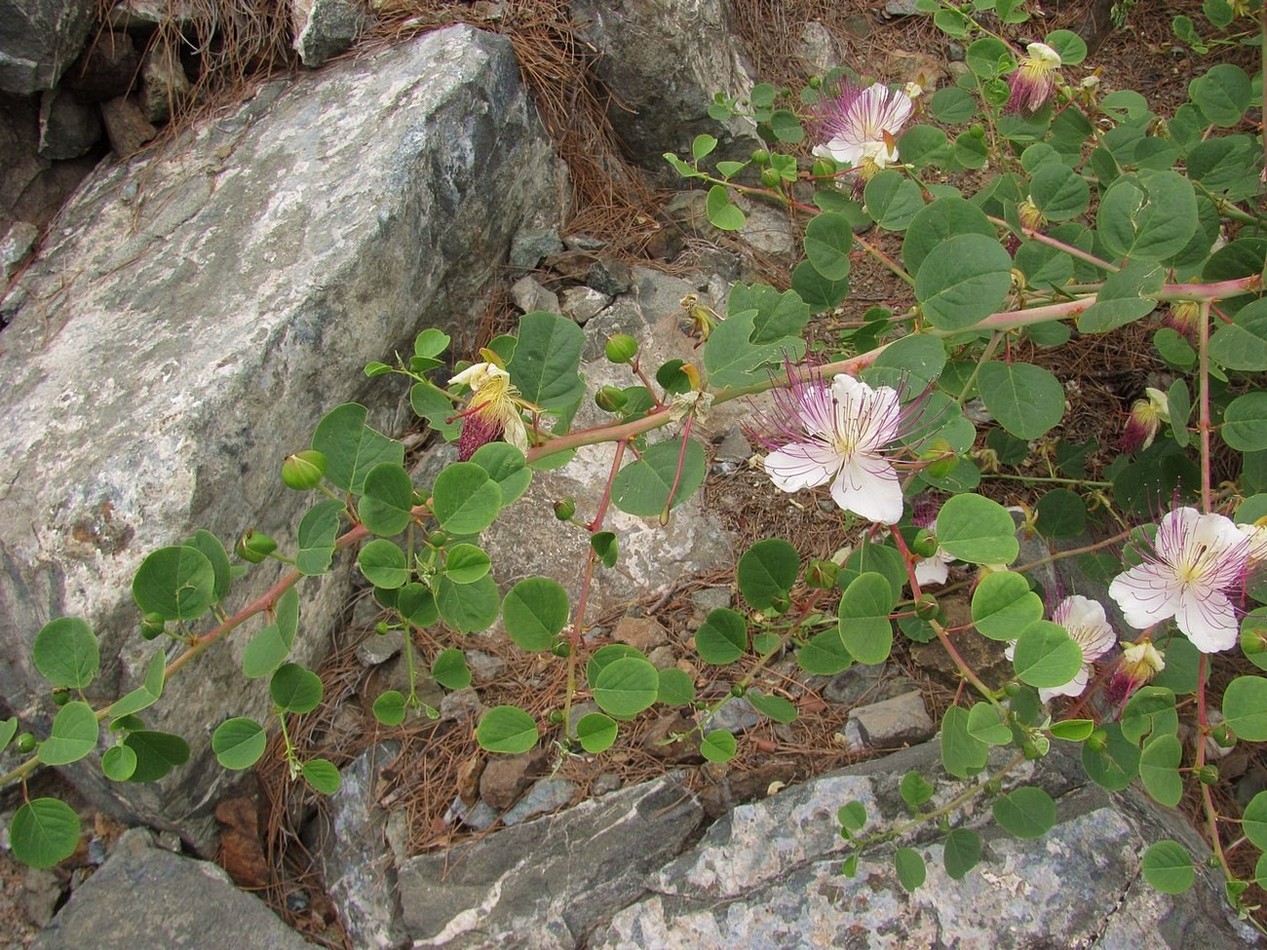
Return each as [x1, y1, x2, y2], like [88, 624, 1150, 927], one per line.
[980, 473, 1112, 488]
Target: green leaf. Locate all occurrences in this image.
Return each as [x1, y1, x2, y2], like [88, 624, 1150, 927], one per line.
[695, 608, 748, 665]
[706, 185, 746, 231]
[185, 529, 232, 602]
[107, 650, 167, 719]
[803, 212, 854, 281]
[936, 494, 1019, 565]
[898, 125, 952, 170]
[1142, 840, 1195, 894]
[435, 574, 500, 633]
[1222, 393, 1267, 451]
[123, 730, 190, 782]
[942, 706, 989, 777]
[967, 702, 1012, 746]
[929, 87, 976, 123]
[863, 169, 925, 230]
[476, 705, 539, 754]
[611, 438, 707, 517]
[33, 618, 99, 689]
[838, 800, 867, 834]
[1223, 676, 1267, 740]
[837, 573, 895, 665]
[1082, 723, 1141, 791]
[900, 771, 935, 807]
[865, 334, 947, 394]
[1188, 63, 1251, 127]
[692, 133, 718, 160]
[0, 718, 15, 754]
[971, 570, 1044, 641]
[1028, 163, 1090, 221]
[242, 588, 300, 678]
[502, 577, 570, 652]
[943, 828, 982, 880]
[840, 542, 909, 605]
[1035, 489, 1086, 538]
[594, 657, 660, 717]
[410, 382, 462, 441]
[358, 539, 409, 589]
[1044, 29, 1086, 65]
[730, 283, 813, 346]
[395, 582, 439, 630]
[38, 702, 99, 765]
[747, 690, 797, 724]
[791, 261, 850, 310]
[372, 690, 406, 725]
[1139, 734, 1184, 807]
[359, 463, 415, 537]
[296, 499, 345, 576]
[1242, 791, 1267, 849]
[915, 234, 1013, 330]
[443, 543, 491, 584]
[302, 758, 342, 795]
[1121, 686, 1179, 744]
[508, 311, 586, 414]
[10, 799, 80, 869]
[432, 648, 472, 690]
[704, 305, 805, 388]
[270, 663, 323, 714]
[101, 744, 137, 782]
[895, 847, 927, 891]
[576, 713, 619, 753]
[902, 197, 995, 280]
[656, 668, 696, 706]
[432, 462, 502, 534]
[1077, 261, 1164, 333]
[586, 644, 646, 688]
[1096, 171, 1198, 263]
[700, 729, 737, 763]
[976, 362, 1065, 440]
[1011, 620, 1082, 688]
[311, 403, 403, 495]
[469, 443, 532, 506]
[132, 545, 216, 622]
[797, 629, 854, 675]
[1210, 299, 1267, 371]
[1049, 719, 1095, 741]
[737, 538, 800, 610]
[212, 718, 267, 770]
[993, 786, 1056, 839]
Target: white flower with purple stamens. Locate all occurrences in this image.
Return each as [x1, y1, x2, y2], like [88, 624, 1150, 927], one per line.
[1006, 595, 1116, 702]
[813, 82, 914, 176]
[1109, 507, 1250, 654]
[755, 370, 911, 525]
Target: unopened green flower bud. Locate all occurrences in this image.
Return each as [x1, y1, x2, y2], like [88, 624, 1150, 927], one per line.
[281, 450, 327, 490]
[374, 621, 394, 635]
[1004, 681, 1022, 697]
[236, 530, 277, 563]
[1196, 764, 1220, 785]
[16, 732, 35, 754]
[1211, 723, 1236, 748]
[547, 709, 565, 724]
[554, 498, 576, 521]
[605, 333, 639, 364]
[140, 613, 165, 640]
[51, 687, 70, 707]
[915, 594, 939, 621]
[730, 683, 746, 698]
[595, 385, 628, 413]
[428, 531, 449, 547]
[912, 530, 939, 559]
[760, 167, 782, 189]
[806, 558, 840, 589]
[984, 778, 1003, 795]
[808, 76, 822, 89]
[751, 148, 770, 166]
[551, 639, 572, 658]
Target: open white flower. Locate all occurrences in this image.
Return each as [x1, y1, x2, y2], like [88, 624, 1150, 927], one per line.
[449, 361, 530, 460]
[1006, 595, 1116, 703]
[813, 82, 914, 175]
[756, 371, 909, 524]
[914, 546, 954, 586]
[1109, 507, 1250, 653]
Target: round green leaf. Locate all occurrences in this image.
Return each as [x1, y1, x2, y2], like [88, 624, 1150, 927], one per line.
[1029, 162, 1090, 221]
[737, 538, 800, 609]
[706, 185, 746, 231]
[992, 786, 1056, 839]
[1139, 734, 1184, 807]
[610, 438, 707, 517]
[358, 462, 415, 537]
[936, 494, 1019, 565]
[1222, 676, 1267, 740]
[1034, 488, 1086, 538]
[900, 770, 935, 807]
[1096, 171, 1198, 263]
[1044, 29, 1087, 65]
[747, 690, 797, 724]
[357, 539, 409, 589]
[10, 799, 80, 869]
[695, 608, 747, 665]
[123, 730, 190, 782]
[302, 758, 342, 794]
[1210, 298, 1267, 371]
[838, 572, 895, 665]
[700, 729, 737, 763]
[502, 577, 570, 652]
[435, 573, 500, 633]
[895, 847, 927, 892]
[977, 361, 1065, 441]
[270, 663, 323, 714]
[1188, 63, 1251, 127]
[971, 571, 1044, 641]
[211, 717, 267, 770]
[943, 828, 982, 880]
[864, 169, 925, 230]
[1048, 719, 1095, 742]
[902, 197, 994, 279]
[443, 544, 491, 584]
[396, 583, 439, 629]
[838, 800, 867, 834]
[101, 744, 138, 782]
[967, 702, 1012, 747]
[476, 705, 539, 754]
[469, 443, 532, 506]
[1011, 620, 1082, 688]
[929, 87, 975, 123]
[576, 713, 619, 753]
[914, 233, 1013, 330]
[372, 690, 407, 726]
[432, 648, 472, 690]
[593, 657, 660, 718]
[432, 462, 502, 535]
[1221, 393, 1267, 451]
[1082, 723, 1140, 791]
[803, 211, 854, 281]
[38, 701, 99, 766]
[185, 529, 232, 602]
[586, 644, 645, 688]
[656, 668, 696, 706]
[1142, 840, 1195, 894]
[32, 618, 99, 689]
[132, 545, 216, 621]
[797, 629, 854, 675]
[1242, 791, 1267, 850]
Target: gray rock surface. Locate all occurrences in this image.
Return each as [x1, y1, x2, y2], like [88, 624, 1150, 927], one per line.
[32, 827, 310, 949]
[397, 775, 704, 947]
[0, 93, 99, 236]
[0, 25, 562, 848]
[0, 0, 96, 95]
[844, 689, 935, 750]
[293, 0, 368, 68]
[37, 87, 102, 159]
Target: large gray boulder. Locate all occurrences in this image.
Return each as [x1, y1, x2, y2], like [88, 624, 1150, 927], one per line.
[0, 24, 563, 848]
[0, 0, 97, 95]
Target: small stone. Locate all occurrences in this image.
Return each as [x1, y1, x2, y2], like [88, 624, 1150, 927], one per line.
[108, 1, 201, 34]
[140, 38, 192, 123]
[706, 696, 761, 735]
[99, 95, 158, 156]
[883, 0, 919, 16]
[509, 227, 563, 269]
[439, 687, 485, 723]
[799, 22, 842, 74]
[822, 663, 909, 706]
[152, 831, 181, 855]
[293, 0, 367, 68]
[560, 285, 611, 324]
[845, 690, 935, 749]
[612, 615, 668, 653]
[447, 794, 498, 831]
[590, 772, 622, 796]
[502, 777, 578, 825]
[585, 255, 633, 295]
[63, 31, 140, 102]
[841, 13, 873, 39]
[20, 868, 62, 927]
[690, 587, 732, 615]
[1, 223, 39, 281]
[356, 627, 402, 667]
[510, 274, 559, 314]
[479, 746, 549, 810]
[38, 88, 102, 159]
[647, 645, 677, 670]
[714, 428, 752, 464]
[946, 41, 967, 62]
[464, 649, 506, 683]
[563, 232, 606, 251]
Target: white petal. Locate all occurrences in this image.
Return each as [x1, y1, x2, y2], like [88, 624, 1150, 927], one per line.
[815, 136, 862, 166]
[830, 453, 902, 524]
[1109, 563, 1183, 630]
[764, 442, 840, 492]
[914, 553, 949, 587]
[1175, 587, 1240, 653]
[1038, 665, 1091, 703]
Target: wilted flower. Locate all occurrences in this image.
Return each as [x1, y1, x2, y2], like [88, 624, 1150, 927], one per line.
[813, 82, 914, 178]
[755, 369, 914, 524]
[1118, 638, 1166, 684]
[1017, 197, 1046, 231]
[449, 361, 531, 461]
[1006, 595, 1116, 702]
[1007, 42, 1062, 115]
[1163, 300, 1201, 342]
[1120, 387, 1170, 453]
[1109, 507, 1250, 653]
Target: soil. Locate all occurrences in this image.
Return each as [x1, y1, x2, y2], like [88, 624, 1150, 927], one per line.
[3, 2, 1264, 948]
